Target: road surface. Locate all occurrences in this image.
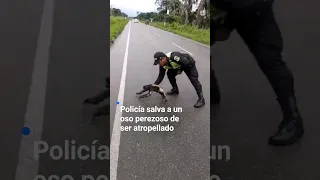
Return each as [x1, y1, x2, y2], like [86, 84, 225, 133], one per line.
[110, 21, 210, 179]
[2, 0, 319, 179]
[0, 1, 110, 179]
[211, 1, 320, 179]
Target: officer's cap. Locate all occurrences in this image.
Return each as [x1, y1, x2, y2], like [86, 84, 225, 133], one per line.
[153, 52, 167, 65]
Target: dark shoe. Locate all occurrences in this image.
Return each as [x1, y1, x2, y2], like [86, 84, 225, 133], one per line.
[268, 97, 304, 146]
[194, 92, 205, 108]
[167, 88, 179, 95]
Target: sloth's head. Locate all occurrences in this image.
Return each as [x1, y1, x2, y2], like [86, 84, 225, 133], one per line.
[143, 84, 152, 90]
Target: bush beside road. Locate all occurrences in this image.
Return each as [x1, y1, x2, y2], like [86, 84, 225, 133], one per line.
[110, 16, 129, 44]
[150, 21, 210, 45]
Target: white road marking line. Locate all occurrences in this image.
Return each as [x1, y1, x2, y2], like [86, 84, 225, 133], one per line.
[110, 22, 131, 180]
[172, 42, 194, 55]
[154, 32, 160, 36]
[14, 0, 54, 179]
[151, 26, 209, 48]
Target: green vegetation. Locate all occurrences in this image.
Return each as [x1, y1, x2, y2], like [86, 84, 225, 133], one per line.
[110, 6, 128, 17]
[110, 7, 129, 44]
[110, 16, 129, 44]
[151, 21, 209, 45]
[136, 0, 210, 45]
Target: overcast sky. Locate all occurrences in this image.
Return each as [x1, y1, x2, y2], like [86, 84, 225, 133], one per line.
[110, 0, 200, 17]
[110, 0, 158, 17]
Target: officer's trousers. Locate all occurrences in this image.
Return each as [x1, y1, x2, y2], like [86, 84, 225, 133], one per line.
[167, 65, 203, 95]
[211, 1, 295, 99]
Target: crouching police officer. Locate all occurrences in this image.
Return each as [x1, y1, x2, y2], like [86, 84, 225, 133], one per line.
[211, 0, 304, 145]
[153, 51, 205, 108]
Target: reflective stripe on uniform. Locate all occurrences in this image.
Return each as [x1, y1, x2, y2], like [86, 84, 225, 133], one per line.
[163, 52, 181, 69]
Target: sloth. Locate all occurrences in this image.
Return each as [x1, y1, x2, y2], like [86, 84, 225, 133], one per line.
[136, 84, 168, 102]
[83, 77, 110, 120]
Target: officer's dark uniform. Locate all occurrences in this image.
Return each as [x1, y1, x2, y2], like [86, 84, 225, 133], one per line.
[211, 0, 304, 145]
[153, 52, 205, 108]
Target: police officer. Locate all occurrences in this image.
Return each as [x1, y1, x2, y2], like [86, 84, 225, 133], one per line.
[153, 51, 205, 108]
[211, 0, 304, 145]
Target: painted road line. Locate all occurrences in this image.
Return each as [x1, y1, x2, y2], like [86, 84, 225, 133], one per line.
[110, 22, 131, 180]
[14, 0, 54, 179]
[151, 26, 210, 48]
[173, 42, 194, 56]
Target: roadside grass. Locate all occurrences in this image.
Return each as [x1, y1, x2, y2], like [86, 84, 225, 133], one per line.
[110, 16, 129, 44]
[150, 21, 210, 45]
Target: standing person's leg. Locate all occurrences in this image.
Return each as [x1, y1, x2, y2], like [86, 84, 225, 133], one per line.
[210, 8, 236, 105]
[184, 64, 206, 108]
[211, 55, 221, 104]
[166, 69, 179, 95]
[236, 1, 304, 145]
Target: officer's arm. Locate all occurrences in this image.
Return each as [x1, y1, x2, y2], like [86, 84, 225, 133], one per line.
[154, 66, 166, 85]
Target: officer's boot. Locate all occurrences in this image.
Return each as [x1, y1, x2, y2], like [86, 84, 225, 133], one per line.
[194, 92, 205, 108]
[167, 85, 179, 95]
[268, 96, 304, 145]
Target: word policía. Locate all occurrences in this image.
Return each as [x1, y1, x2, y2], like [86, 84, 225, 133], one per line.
[120, 105, 166, 112]
[34, 140, 109, 160]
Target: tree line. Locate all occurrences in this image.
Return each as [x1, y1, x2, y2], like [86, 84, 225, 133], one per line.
[137, 0, 210, 28]
[110, 7, 128, 17]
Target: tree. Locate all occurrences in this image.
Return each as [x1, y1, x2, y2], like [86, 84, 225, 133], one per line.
[182, 0, 193, 24]
[137, 0, 210, 28]
[110, 8, 128, 17]
[195, 0, 207, 28]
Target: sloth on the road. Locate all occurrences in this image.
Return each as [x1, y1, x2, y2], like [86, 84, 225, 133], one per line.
[83, 77, 110, 119]
[136, 84, 168, 102]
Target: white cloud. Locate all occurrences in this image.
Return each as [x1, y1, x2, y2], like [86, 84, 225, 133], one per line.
[110, 0, 158, 16]
[110, 0, 201, 17]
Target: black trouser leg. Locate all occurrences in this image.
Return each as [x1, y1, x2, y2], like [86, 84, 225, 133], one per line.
[235, 1, 303, 145]
[236, 2, 295, 101]
[185, 65, 205, 108]
[211, 55, 221, 104]
[185, 65, 203, 95]
[166, 69, 179, 94]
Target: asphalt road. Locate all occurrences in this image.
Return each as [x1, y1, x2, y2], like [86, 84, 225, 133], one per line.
[3, 0, 319, 179]
[110, 21, 210, 179]
[0, 1, 110, 179]
[211, 1, 320, 180]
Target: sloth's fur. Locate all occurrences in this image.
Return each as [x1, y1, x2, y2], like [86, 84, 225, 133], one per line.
[136, 84, 168, 102]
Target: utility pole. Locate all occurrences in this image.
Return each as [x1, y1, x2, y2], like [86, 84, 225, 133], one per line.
[110, 5, 113, 16]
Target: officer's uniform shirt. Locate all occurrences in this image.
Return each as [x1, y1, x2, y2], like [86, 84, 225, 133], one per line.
[154, 52, 195, 85]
